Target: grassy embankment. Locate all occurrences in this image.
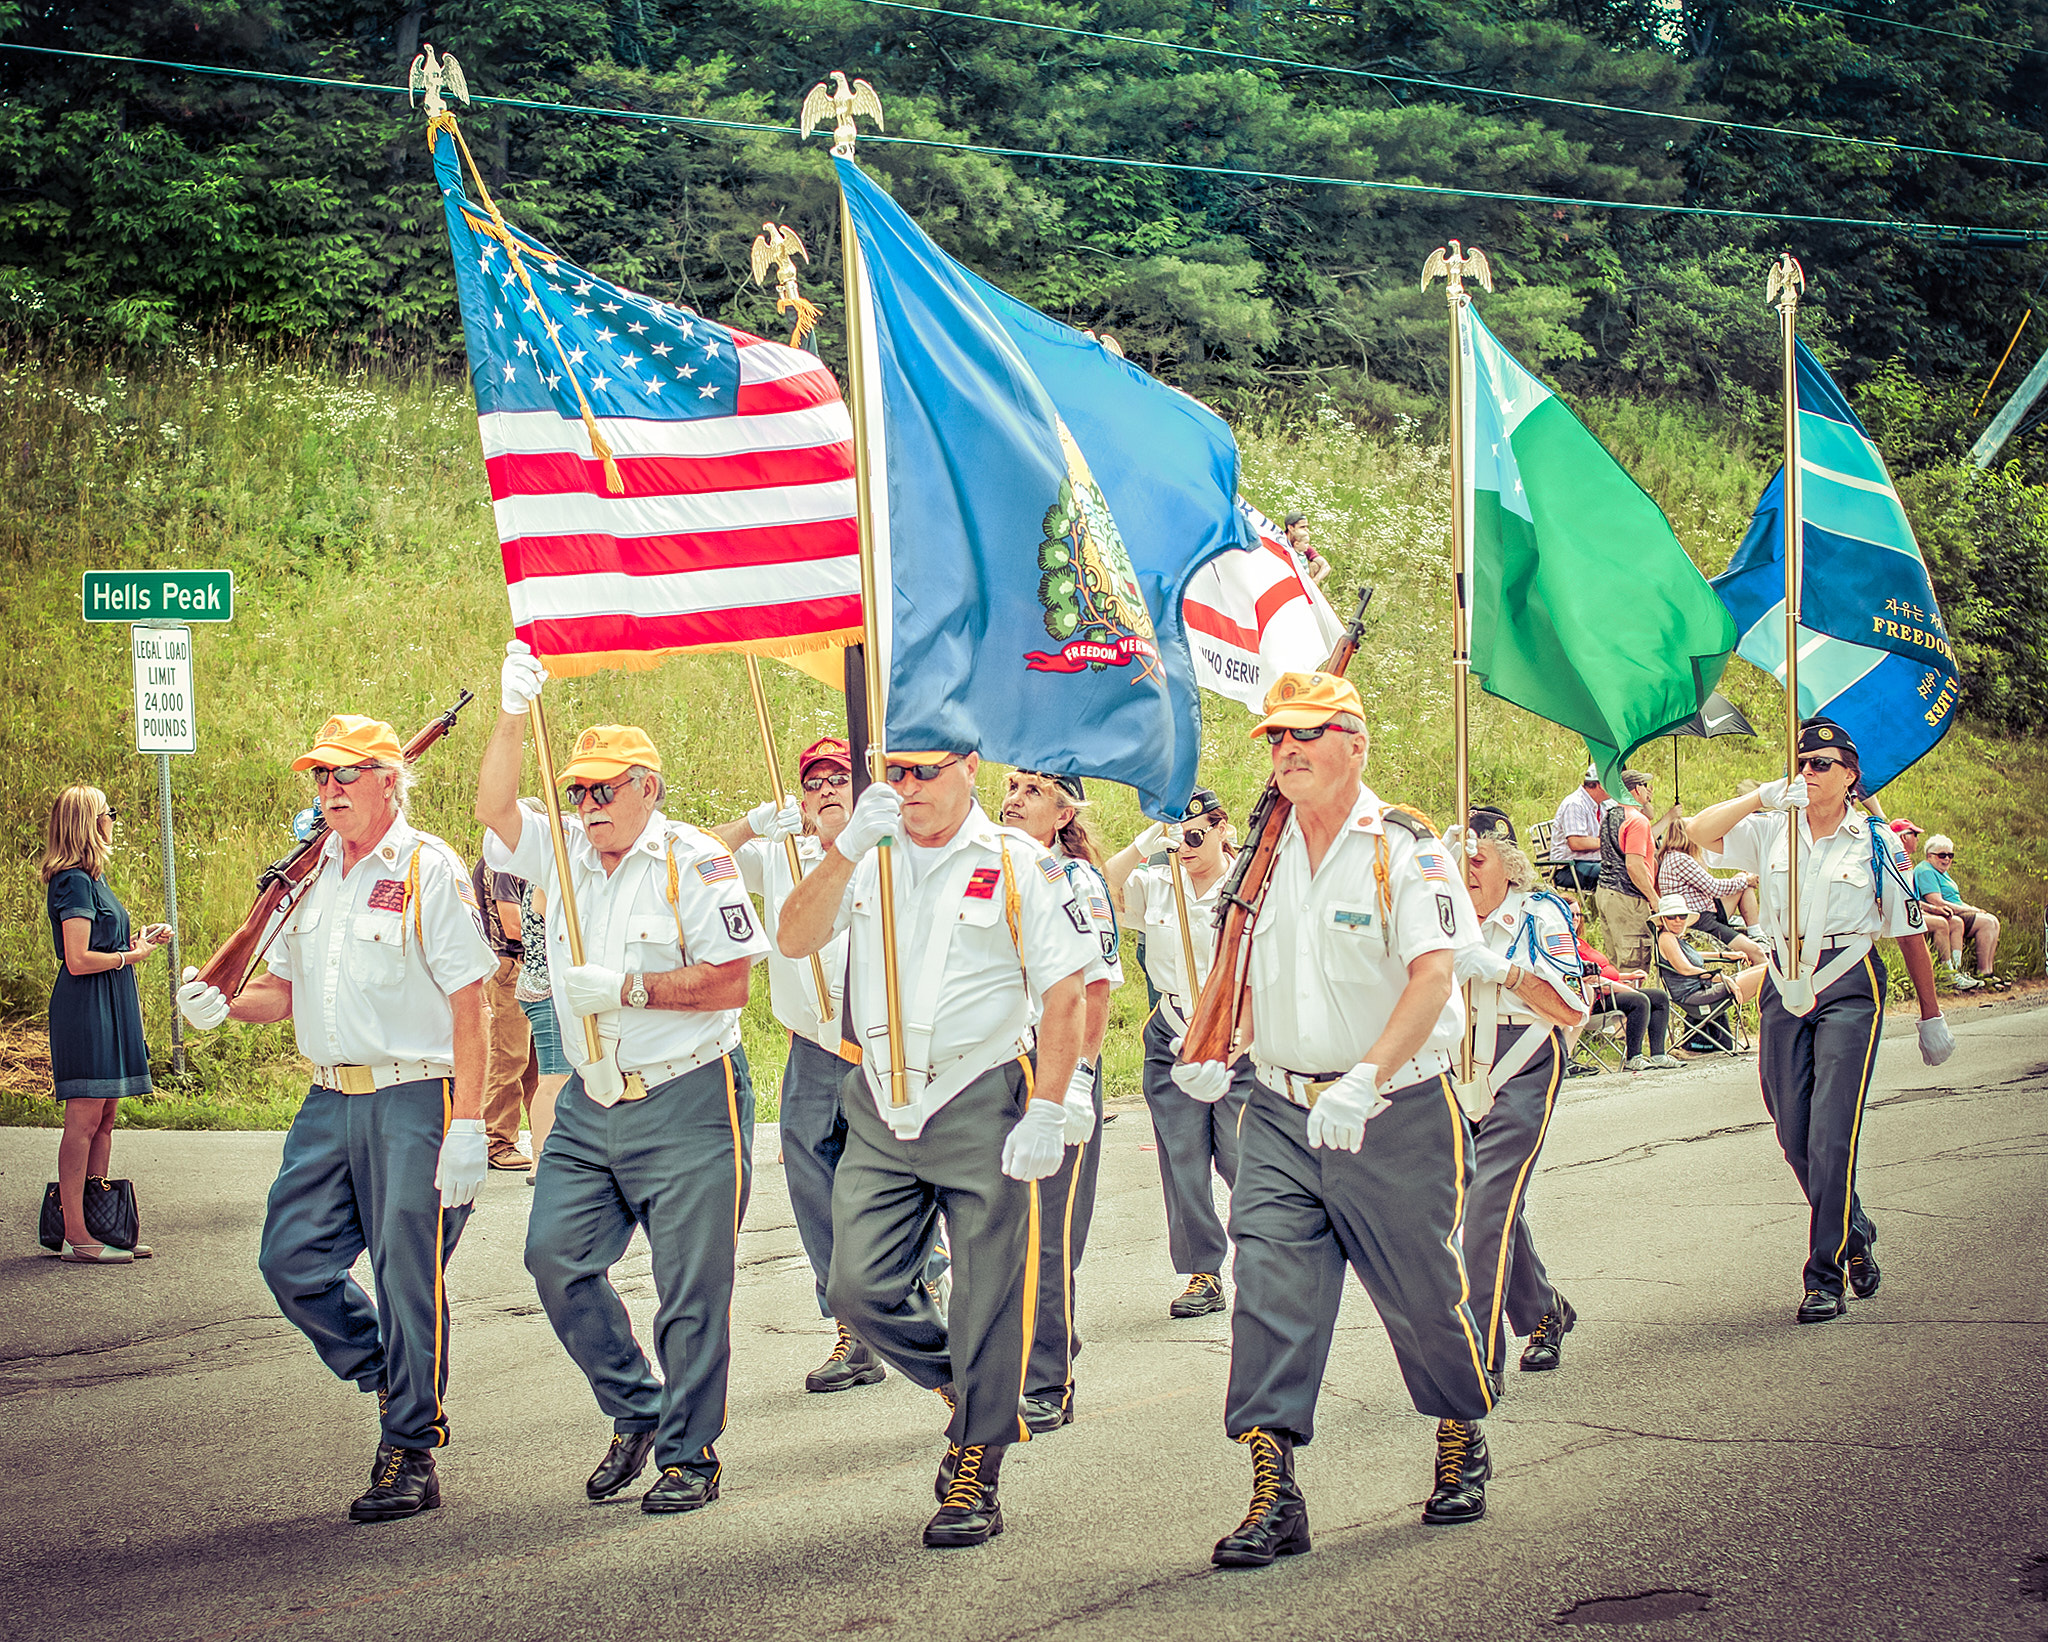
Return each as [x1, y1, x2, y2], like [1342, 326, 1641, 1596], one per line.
[1, 341, 2041, 1128]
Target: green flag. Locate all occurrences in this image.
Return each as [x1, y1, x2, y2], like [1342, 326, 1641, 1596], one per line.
[1462, 308, 1735, 788]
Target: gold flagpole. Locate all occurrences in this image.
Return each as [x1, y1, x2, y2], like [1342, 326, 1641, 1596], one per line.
[526, 695, 604, 1065]
[1167, 842, 1202, 1013]
[806, 72, 908, 1107]
[1770, 253, 1808, 991]
[744, 655, 835, 1022]
[1422, 240, 1493, 1095]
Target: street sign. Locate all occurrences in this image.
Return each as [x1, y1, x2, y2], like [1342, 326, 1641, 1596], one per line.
[84, 569, 233, 622]
[133, 625, 197, 755]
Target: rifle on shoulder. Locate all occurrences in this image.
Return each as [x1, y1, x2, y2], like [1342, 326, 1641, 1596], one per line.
[195, 690, 476, 999]
[1178, 588, 1373, 1066]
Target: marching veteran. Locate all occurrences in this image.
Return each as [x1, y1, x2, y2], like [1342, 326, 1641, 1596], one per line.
[1105, 786, 1257, 1321]
[1689, 717, 1953, 1325]
[777, 747, 1096, 1551]
[1448, 806, 1586, 1386]
[710, 737, 879, 1396]
[1172, 671, 1497, 1569]
[998, 768, 1124, 1435]
[479, 643, 770, 1514]
[176, 714, 496, 1523]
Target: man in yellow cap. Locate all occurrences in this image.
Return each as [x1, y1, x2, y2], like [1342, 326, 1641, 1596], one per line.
[177, 713, 497, 1522]
[477, 643, 770, 1515]
[1171, 670, 1498, 1566]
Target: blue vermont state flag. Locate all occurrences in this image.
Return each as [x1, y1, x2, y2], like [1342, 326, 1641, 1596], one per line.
[835, 158, 1246, 818]
[1711, 340, 1958, 795]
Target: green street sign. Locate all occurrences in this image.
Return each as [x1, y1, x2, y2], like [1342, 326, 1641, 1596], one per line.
[82, 569, 234, 622]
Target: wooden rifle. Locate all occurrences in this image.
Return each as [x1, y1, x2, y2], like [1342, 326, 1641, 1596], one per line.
[195, 690, 476, 999]
[1178, 588, 1373, 1065]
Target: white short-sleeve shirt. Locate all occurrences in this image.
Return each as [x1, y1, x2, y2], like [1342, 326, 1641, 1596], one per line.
[485, 808, 770, 1075]
[737, 834, 848, 1052]
[1708, 809, 1921, 944]
[1549, 787, 1605, 862]
[1058, 853, 1124, 993]
[1247, 784, 1481, 1085]
[1472, 886, 1589, 1026]
[268, 816, 498, 1070]
[1125, 858, 1224, 1006]
[834, 804, 1096, 1137]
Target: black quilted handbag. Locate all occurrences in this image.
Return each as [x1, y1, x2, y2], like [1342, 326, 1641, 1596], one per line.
[38, 1177, 141, 1252]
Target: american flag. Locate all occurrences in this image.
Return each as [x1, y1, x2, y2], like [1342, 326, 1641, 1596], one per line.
[434, 129, 860, 676]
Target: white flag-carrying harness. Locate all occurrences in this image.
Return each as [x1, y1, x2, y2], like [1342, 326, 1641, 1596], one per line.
[1181, 498, 1346, 710]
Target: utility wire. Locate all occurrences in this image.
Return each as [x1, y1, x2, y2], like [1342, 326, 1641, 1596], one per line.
[842, 0, 2048, 171]
[1784, 2, 2048, 57]
[1, 39, 2043, 243]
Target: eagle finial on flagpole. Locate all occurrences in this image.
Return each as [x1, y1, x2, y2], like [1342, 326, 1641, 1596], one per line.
[1420, 240, 1493, 301]
[751, 222, 824, 348]
[408, 43, 470, 118]
[800, 71, 885, 158]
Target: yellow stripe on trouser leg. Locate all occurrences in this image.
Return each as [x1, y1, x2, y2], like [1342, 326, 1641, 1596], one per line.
[1482, 1036, 1563, 1369]
[1014, 1055, 1041, 1443]
[432, 1077, 451, 1441]
[1829, 957, 1884, 1272]
[1439, 1077, 1494, 1412]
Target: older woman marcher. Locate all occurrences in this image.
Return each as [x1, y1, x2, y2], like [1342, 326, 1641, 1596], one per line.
[42, 785, 171, 1263]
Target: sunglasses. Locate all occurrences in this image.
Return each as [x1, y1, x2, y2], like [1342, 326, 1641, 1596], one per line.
[310, 764, 381, 787]
[1263, 724, 1353, 746]
[1797, 755, 1845, 774]
[885, 755, 960, 784]
[566, 777, 639, 807]
[1927, 850, 1954, 860]
[101, 806, 118, 822]
[802, 771, 852, 792]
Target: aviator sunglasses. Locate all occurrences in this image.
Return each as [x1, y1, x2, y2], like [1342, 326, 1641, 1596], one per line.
[566, 776, 641, 807]
[886, 755, 961, 783]
[802, 771, 852, 792]
[310, 764, 381, 787]
[1263, 723, 1353, 746]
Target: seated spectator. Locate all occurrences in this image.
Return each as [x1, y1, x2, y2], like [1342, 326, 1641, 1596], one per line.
[1889, 818, 1960, 970]
[1570, 901, 1677, 1071]
[1914, 834, 2003, 989]
[1594, 770, 1658, 971]
[1657, 816, 1765, 963]
[1653, 894, 1765, 1052]
[1548, 765, 1609, 892]
[1282, 512, 1332, 585]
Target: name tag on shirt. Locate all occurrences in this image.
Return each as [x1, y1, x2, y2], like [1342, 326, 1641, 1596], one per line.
[1330, 902, 1375, 934]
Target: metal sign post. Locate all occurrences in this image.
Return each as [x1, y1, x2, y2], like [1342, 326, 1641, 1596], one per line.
[133, 622, 197, 1073]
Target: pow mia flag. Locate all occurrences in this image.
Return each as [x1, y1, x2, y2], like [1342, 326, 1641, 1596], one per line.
[721, 903, 757, 944]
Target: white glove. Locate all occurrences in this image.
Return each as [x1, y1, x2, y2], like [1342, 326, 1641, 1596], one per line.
[1917, 1013, 1955, 1067]
[563, 962, 628, 1016]
[748, 797, 804, 842]
[435, 1118, 489, 1208]
[1061, 1063, 1098, 1146]
[1132, 821, 1168, 857]
[836, 782, 903, 862]
[500, 639, 548, 716]
[1452, 943, 1511, 984]
[1000, 1099, 1068, 1181]
[1171, 1058, 1231, 1104]
[1304, 1064, 1391, 1153]
[1758, 775, 1810, 812]
[176, 966, 229, 1030]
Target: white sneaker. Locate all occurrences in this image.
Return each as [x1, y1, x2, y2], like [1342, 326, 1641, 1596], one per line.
[1951, 973, 1983, 991]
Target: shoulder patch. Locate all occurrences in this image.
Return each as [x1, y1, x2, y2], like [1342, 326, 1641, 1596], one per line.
[720, 903, 756, 943]
[695, 852, 740, 887]
[1038, 855, 1067, 887]
[1382, 804, 1439, 840]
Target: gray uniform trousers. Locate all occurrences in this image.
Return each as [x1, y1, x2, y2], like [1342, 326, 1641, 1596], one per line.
[779, 1032, 852, 1317]
[1225, 1072, 1495, 1443]
[828, 1057, 1038, 1450]
[259, 1077, 468, 1450]
[1140, 1007, 1254, 1275]
[1025, 1061, 1102, 1410]
[1464, 1024, 1564, 1373]
[525, 1050, 754, 1477]
[1758, 951, 1885, 1297]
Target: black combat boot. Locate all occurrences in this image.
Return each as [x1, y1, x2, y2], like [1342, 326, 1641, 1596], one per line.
[1211, 1428, 1311, 1567]
[349, 1444, 440, 1523]
[1796, 1289, 1847, 1323]
[923, 1443, 1005, 1547]
[1518, 1294, 1577, 1371]
[1422, 1418, 1490, 1525]
[805, 1322, 888, 1393]
[1170, 1272, 1226, 1318]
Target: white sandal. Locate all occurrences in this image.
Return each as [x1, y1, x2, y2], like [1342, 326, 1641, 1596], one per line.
[60, 1240, 134, 1264]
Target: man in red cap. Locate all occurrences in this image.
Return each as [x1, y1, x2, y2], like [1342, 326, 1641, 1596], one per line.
[177, 713, 497, 1522]
[711, 737, 883, 1395]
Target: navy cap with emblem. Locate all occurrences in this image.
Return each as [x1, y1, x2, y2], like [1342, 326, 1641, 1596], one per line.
[1467, 805, 1516, 845]
[1797, 717, 1858, 760]
[1020, 770, 1087, 804]
[1182, 786, 1223, 821]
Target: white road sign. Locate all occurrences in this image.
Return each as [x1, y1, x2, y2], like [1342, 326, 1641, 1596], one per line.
[133, 624, 196, 754]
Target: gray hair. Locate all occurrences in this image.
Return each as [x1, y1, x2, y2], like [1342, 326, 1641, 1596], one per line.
[372, 761, 416, 811]
[1332, 711, 1370, 759]
[628, 764, 666, 807]
[1442, 827, 1538, 892]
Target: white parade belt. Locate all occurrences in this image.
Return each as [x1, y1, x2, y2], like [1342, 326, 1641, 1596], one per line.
[1153, 994, 1191, 1037]
[1768, 936, 1872, 1014]
[1258, 1050, 1453, 1110]
[314, 1060, 446, 1095]
[1454, 981, 1557, 1123]
[614, 1038, 739, 1102]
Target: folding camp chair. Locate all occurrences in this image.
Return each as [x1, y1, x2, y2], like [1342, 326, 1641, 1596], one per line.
[1530, 820, 1583, 895]
[1567, 981, 1629, 1074]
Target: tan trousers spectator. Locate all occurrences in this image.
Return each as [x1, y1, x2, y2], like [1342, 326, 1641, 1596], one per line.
[483, 955, 538, 1166]
[1595, 884, 1655, 972]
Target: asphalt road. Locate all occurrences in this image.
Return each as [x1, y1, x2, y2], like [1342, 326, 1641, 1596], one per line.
[1, 1000, 2043, 1642]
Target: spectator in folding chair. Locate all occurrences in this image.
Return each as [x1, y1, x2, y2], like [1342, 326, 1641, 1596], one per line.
[1657, 817, 1766, 962]
[1652, 895, 1764, 1053]
[1570, 904, 1677, 1071]
[1914, 834, 2005, 991]
[1545, 766, 1608, 894]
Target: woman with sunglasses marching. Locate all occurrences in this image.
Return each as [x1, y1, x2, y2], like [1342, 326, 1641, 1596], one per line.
[41, 786, 172, 1262]
[1105, 785, 1255, 1322]
[1688, 717, 1954, 1326]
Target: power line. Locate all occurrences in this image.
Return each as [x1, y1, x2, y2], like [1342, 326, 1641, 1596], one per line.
[1784, 2, 2048, 57]
[1, 40, 2043, 244]
[845, 0, 2048, 172]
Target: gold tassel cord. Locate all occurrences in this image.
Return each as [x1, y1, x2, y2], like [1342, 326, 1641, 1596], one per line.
[432, 112, 624, 496]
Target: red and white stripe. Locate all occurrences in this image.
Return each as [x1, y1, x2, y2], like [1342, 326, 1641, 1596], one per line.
[1181, 499, 1345, 711]
[488, 336, 861, 673]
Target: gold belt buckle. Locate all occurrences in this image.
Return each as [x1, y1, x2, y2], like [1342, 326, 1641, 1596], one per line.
[1303, 1078, 1335, 1106]
[336, 1065, 377, 1095]
[619, 1072, 651, 1102]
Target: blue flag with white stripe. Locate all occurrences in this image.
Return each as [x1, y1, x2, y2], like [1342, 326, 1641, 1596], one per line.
[1711, 340, 1958, 795]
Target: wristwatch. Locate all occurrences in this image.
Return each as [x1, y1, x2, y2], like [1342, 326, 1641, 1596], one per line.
[626, 972, 648, 1009]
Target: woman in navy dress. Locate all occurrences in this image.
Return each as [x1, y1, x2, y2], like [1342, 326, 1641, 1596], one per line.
[42, 785, 170, 1263]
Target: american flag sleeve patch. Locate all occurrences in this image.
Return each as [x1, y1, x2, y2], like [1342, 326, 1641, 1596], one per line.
[695, 853, 740, 887]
